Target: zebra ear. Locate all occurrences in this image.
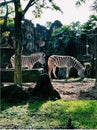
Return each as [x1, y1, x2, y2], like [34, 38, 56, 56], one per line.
[83, 67, 85, 71]
[42, 52, 46, 57]
[84, 62, 91, 70]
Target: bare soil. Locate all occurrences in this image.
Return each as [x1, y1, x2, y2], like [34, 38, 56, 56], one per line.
[3, 78, 97, 100]
[52, 78, 97, 100]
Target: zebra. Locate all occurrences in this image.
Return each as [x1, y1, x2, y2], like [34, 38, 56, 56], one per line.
[10, 52, 45, 69]
[48, 55, 85, 79]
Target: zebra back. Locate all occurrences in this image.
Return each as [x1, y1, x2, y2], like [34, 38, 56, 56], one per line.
[10, 52, 45, 69]
[49, 55, 84, 69]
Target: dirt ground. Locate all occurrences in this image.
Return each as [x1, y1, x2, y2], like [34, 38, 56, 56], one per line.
[52, 78, 97, 100]
[3, 78, 97, 100]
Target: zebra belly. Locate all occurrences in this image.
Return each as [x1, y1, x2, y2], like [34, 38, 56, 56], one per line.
[55, 63, 68, 69]
[22, 64, 28, 68]
[21, 61, 32, 69]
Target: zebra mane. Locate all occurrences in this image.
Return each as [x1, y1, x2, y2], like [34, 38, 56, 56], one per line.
[72, 56, 85, 70]
[31, 52, 45, 57]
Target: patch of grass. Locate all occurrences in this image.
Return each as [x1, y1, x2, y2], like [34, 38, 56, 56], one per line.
[0, 99, 97, 129]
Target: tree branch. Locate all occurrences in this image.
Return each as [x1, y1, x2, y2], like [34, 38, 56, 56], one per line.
[23, 0, 37, 15]
[0, 0, 14, 7]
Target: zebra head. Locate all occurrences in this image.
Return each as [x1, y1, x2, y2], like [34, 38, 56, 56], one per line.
[38, 52, 46, 65]
[78, 67, 85, 78]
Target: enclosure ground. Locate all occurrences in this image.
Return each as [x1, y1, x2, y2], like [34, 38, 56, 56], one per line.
[3, 78, 97, 100]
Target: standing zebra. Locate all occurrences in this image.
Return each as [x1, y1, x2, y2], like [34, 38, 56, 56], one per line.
[48, 55, 85, 79]
[10, 52, 45, 69]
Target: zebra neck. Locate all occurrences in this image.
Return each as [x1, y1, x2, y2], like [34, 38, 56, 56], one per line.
[73, 62, 84, 72]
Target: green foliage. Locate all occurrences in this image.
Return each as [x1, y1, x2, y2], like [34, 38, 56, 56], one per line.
[76, 0, 86, 7]
[7, 18, 14, 27]
[46, 14, 96, 58]
[1, 100, 97, 129]
[0, 1, 14, 17]
[0, 17, 14, 27]
[27, 0, 62, 18]
[81, 15, 97, 32]
[31, 0, 62, 18]
[47, 23, 82, 56]
[52, 25, 70, 36]
[91, 0, 97, 12]
[76, 0, 97, 12]
[32, 1, 43, 18]
[51, 2, 63, 13]
[2, 31, 10, 36]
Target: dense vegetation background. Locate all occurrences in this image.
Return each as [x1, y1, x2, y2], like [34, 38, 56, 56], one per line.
[0, 0, 97, 129]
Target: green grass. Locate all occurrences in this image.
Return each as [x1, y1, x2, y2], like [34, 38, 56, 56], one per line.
[1, 99, 97, 129]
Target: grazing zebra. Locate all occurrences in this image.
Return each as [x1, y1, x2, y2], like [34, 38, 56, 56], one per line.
[48, 55, 85, 79]
[10, 52, 45, 69]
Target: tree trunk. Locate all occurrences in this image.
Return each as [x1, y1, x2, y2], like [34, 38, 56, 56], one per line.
[95, 33, 97, 86]
[2, 0, 8, 33]
[14, 0, 23, 86]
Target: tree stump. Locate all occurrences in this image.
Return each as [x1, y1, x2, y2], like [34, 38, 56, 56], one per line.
[29, 73, 61, 100]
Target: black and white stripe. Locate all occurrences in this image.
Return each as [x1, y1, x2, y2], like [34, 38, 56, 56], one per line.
[48, 55, 85, 79]
[10, 52, 45, 69]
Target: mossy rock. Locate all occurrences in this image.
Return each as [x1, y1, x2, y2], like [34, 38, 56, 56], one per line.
[1, 85, 29, 102]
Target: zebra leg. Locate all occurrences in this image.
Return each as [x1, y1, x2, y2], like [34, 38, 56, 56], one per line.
[66, 68, 70, 79]
[28, 64, 33, 69]
[48, 66, 52, 78]
[52, 67, 57, 78]
[11, 63, 15, 68]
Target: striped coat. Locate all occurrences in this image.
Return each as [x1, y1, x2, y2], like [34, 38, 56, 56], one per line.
[48, 55, 85, 79]
[10, 52, 45, 69]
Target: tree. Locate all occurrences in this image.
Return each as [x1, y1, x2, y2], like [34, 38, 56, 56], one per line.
[0, 0, 14, 32]
[14, 0, 62, 86]
[13, 0, 23, 85]
[94, 28, 97, 86]
[0, 0, 62, 86]
[76, 0, 97, 85]
[76, 0, 97, 12]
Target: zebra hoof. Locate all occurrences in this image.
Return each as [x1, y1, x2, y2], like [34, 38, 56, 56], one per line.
[65, 79, 68, 82]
